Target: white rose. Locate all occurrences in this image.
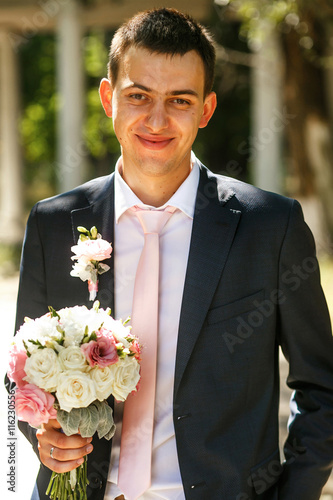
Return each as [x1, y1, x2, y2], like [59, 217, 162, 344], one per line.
[58, 346, 89, 372]
[70, 261, 94, 282]
[108, 357, 140, 402]
[57, 306, 88, 347]
[33, 314, 60, 338]
[102, 316, 131, 347]
[17, 315, 62, 353]
[24, 348, 61, 392]
[90, 365, 114, 401]
[57, 306, 103, 347]
[85, 307, 107, 333]
[56, 371, 97, 412]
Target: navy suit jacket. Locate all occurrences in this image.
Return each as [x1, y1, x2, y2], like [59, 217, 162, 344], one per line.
[15, 162, 333, 499]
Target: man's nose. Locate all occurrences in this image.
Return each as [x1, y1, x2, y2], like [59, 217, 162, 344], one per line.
[145, 101, 168, 131]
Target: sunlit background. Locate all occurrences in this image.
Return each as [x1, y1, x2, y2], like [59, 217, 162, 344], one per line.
[1, 1, 333, 498]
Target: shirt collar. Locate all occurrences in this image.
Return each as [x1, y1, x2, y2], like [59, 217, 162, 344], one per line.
[114, 152, 200, 223]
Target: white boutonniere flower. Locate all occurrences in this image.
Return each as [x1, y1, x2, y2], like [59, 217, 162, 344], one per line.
[70, 226, 112, 300]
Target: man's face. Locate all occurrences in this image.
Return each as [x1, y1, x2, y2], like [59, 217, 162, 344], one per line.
[100, 46, 216, 185]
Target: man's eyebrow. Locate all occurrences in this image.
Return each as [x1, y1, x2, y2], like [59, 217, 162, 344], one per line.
[126, 83, 152, 92]
[168, 89, 199, 98]
[124, 82, 199, 98]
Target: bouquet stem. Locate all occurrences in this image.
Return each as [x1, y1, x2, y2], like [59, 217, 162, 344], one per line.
[46, 456, 89, 500]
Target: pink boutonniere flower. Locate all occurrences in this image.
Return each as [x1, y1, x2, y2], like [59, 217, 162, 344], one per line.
[70, 226, 112, 300]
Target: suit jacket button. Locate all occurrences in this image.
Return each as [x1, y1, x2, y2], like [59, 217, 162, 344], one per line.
[177, 413, 191, 420]
[91, 474, 103, 489]
[190, 481, 206, 489]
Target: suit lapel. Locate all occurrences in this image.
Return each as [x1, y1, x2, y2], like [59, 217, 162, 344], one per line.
[174, 168, 241, 399]
[70, 175, 115, 312]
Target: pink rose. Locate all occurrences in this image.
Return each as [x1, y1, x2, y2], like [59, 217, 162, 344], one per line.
[15, 384, 57, 427]
[7, 345, 28, 388]
[81, 330, 119, 368]
[71, 239, 112, 263]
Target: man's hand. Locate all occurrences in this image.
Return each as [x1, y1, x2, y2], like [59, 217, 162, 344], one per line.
[36, 419, 93, 473]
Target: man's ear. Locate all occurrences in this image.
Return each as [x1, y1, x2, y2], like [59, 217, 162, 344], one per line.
[199, 91, 217, 129]
[99, 78, 113, 117]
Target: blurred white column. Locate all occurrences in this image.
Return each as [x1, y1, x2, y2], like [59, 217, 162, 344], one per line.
[0, 28, 23, 244]
[56, 0, 86, 193]
[251, 31, 284, 193]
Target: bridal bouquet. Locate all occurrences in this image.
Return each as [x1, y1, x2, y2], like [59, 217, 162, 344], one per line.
[7, 302, 141, 500]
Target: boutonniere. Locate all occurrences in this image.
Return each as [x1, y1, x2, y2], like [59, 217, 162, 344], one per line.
[70, 226, 112, 300]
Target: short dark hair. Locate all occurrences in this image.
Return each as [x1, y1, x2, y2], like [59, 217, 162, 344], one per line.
[108, 8, 216, 97]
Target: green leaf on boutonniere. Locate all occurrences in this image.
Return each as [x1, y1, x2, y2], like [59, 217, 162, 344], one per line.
[98, 262, 111, 275]
[77, 226, 89, 234]
[90, 226, 98, 239]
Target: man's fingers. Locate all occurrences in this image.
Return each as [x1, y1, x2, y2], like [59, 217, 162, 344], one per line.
[38, 442, 94, 473]
[48, 443, 93, 463]
[36, 420, 93, 473]
[47, 458, 85, 474]
[37, 425, 92, 450]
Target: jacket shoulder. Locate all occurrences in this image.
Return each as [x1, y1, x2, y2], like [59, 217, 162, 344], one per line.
[32, 174, 114, 216]
[203, 166, 296, 215]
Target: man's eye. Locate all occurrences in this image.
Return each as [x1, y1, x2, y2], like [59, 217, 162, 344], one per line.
[172, 98, 190, 105]
[129, 94, 146, 101]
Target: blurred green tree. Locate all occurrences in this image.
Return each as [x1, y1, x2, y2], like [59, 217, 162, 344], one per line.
[215, 0, 333, 246]
[19, 35, 57, 205]
[19, 30, 120, 208]
[82, 30, 120, 177]
[196, 10, 251, 180]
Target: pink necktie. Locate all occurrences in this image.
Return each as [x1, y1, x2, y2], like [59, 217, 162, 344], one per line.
[118, 206, 175, 500]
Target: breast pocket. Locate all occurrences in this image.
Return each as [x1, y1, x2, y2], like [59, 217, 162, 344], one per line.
[207, 289, 265, 326]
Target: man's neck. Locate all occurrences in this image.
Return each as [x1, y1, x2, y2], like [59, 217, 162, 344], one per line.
[119, 162, 192, 207]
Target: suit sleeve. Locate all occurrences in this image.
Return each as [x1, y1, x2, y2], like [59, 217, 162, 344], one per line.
[277, 200, 333, 499]
[14, 203, 49, 460]
[15, 203, 49, 329]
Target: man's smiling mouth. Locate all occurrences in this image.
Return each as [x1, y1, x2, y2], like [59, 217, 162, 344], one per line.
[136, 134, 174, 149]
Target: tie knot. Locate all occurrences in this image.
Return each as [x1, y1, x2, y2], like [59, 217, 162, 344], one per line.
[132, 206, 175, 235]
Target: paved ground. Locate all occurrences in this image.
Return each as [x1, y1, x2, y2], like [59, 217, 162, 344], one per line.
[1, 274, 332, 499]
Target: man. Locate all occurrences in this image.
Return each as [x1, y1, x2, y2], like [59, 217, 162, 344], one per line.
[14, 7, 333, 500]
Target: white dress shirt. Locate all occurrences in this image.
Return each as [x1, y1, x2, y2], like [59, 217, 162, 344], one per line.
[105, 153, 199, 500]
